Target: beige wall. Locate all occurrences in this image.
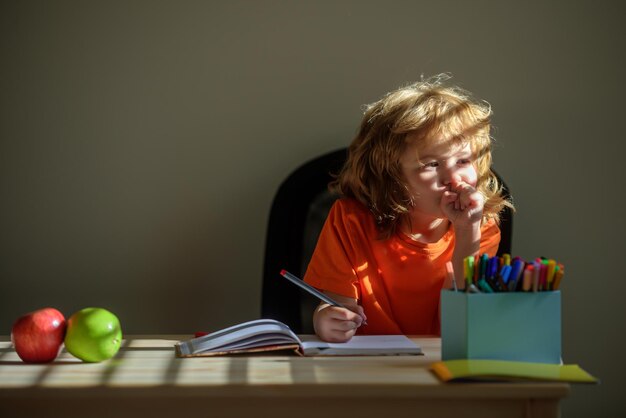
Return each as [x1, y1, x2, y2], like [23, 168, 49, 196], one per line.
[1, 1, 623, 416]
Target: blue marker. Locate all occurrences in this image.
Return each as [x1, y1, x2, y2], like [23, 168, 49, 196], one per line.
[488, 256, 499, 280]
[508, 259, 525, 291]
[498, 264, 512, 291]
[501, 265, 512, 283]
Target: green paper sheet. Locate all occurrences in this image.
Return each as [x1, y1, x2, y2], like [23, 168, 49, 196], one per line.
[431, 359, 598, 383]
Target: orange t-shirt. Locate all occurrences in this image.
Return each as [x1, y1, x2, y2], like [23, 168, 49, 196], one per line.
[304, 198, 501, 335]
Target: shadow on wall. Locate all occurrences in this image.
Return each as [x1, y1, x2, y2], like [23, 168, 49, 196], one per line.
[138, 186, 268, 334]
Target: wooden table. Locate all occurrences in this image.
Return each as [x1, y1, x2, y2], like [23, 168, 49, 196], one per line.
[0, 335, 569, 418]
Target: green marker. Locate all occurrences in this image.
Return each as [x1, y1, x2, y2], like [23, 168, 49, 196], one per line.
[464, 256, 474, 291]
[479, 253, 489, 280]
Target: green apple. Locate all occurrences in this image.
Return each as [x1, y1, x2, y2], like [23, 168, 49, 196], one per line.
[64, 307, 122, 362]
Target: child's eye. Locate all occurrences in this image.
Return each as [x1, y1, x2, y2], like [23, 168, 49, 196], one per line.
[457, 159, 472, 166]
[420, 162, 438, 169]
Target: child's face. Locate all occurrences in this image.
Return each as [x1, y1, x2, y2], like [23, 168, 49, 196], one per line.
[399, 135, 478, 220]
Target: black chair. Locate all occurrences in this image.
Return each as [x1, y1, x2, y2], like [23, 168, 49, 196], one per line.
[261, 148, 513, 333]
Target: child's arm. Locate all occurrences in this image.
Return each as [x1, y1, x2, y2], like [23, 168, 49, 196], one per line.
[313, 290, 366, 343]
[440, 179, 485, 288]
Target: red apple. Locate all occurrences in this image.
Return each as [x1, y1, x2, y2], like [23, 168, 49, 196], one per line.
[11, 307, 67, 363]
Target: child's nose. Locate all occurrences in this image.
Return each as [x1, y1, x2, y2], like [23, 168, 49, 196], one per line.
[441, 168, 461, 187]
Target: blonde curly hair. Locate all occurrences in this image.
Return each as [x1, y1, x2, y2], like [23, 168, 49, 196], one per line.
[332, 74, 514, 238]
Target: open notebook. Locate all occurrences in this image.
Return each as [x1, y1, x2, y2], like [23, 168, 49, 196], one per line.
[174, 319, 422, 357]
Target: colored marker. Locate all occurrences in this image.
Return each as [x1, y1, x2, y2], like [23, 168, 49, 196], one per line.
[522, 265, 534, 291]
[508, 259, 525, 291]
[553, 264, 565, 290]
[477, 278, 494, 293]
[479, 253, 489, 280]
[487, 256, 499, 289]
[488, 256, 499, 280]
[539, 260, 548, 290]
[546, 259, 557, 290]
[498, 264, 512, 292]
[486, 276, 499, 292]
[464, 256, 474, 291]
[468, 283, 481, 293]
[473, 254, 480, 284]
[532, 261, 540, 292]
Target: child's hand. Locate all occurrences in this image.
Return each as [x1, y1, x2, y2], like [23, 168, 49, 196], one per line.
[440, 176, 484, 227]
[313, 302, 366, 343]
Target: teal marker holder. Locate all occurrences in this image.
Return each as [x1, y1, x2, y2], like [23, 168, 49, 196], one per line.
[441, 290, 561, 364]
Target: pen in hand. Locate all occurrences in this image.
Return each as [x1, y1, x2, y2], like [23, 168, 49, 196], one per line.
[279, 269, 368, 326]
